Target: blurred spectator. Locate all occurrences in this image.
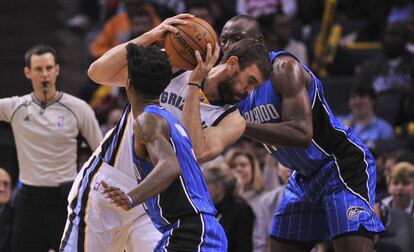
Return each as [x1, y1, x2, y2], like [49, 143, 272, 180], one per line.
[147, 0, 186, 19]
[253, 162, 291, 252]
[382, 162, 414, 216]
[0, 44, 102, 252]
[67, 0, 121, 32]
[187, 0, 216, 30]
[204, 164, 255, 252]
[338, 84, 394, 149]
[356, 22, 414, 125]
[387, 0, 414, 24]
[375, 161, 414, 252]
[381, 150, 414, 181]
[258, 11, 308, 64]
[236, 0, 297, 19]
[100, 107, 123, 135]
[406, 13, 414, 54]
[0, 168, 13, 252]
[90, 0, 160, 58]
[225, 149, 265, 208]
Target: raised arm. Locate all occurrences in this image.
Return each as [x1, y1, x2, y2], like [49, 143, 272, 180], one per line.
[182, 43, 234, 163]
[102, 113, 181, 210]
[87, 14, 193, 87]
[244, 56, 313, 148]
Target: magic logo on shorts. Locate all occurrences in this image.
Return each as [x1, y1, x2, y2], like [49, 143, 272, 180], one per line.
[346, 206, 366, 221]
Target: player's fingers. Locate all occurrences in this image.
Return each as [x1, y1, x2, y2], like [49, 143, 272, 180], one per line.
[104, 188, 123, 197]
[111, 194, 127, 204]
[205, 43, 212, 61]
[194, 50, 203, 65]
[163, 25, 179, 34]
[171, 13, 194, 20]
[213, 42, 220, 59]
[101, 180, 108, 189]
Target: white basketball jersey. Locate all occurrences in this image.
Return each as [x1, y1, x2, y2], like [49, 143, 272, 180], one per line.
[159, 71, 236, 128]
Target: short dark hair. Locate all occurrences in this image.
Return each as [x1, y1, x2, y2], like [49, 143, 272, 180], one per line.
[349, 84, 377, 100]
[126, 43, 172, 98]
[220, 38, 272, 80]
[24, 44, 58, 68]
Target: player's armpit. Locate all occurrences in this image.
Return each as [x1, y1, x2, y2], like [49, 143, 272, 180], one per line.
[200, 110, 246, 163]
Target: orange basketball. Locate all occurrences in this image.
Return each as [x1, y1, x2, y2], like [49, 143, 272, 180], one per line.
[164, 17, 217, 70]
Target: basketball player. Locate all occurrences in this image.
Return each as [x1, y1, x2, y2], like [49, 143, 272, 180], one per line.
[220, 15, 385, 252]
[102, 43, 227, 251]
[61, 14, 271, 251]
[88, 13, 272, 163]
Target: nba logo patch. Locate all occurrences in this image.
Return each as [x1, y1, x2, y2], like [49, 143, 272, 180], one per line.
[57, 115, 64, 128]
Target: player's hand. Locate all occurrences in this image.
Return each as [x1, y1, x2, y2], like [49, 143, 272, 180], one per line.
[189, 42, 220, 85]
[101, 181, 132, 211]
[147, 13, 194, 43]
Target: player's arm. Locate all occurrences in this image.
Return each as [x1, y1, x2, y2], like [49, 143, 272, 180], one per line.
[102, 113, 181, 210]
[244, 56, 313, 148]
[87, 14, 193, 87]
[182, 43, 226, 163]
[200, 110, 245, 162]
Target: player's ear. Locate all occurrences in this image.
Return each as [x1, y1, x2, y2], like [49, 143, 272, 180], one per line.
[226, 55, 239, 66]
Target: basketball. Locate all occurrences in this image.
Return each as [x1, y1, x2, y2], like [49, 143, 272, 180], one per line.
[164, 17, 217, 70]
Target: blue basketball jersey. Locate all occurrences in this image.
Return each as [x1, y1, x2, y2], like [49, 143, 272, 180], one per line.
[132, 105, 217, 233]
[237, 51, 375, 204]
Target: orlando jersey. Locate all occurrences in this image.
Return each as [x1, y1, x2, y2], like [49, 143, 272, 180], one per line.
[237, 51, 375, 203]
[132, 105, 216, 233]
[160, 70, 236, 128]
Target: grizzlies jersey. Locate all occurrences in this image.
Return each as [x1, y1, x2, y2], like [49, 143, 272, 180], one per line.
[90, 104, 138, 178]
[160, 70, 236, 128]
[237, 51, 375, 204]
[132, 105, 216, 233]
[60, 104, 162, 252]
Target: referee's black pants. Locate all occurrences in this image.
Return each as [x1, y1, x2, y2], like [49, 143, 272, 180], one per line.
[12, 184, 68, 252]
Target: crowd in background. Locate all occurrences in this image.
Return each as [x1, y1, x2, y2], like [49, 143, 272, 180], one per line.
[1, 0, 414, 252]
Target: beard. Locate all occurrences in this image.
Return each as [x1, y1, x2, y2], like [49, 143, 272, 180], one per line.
[217, 71, 248, 105]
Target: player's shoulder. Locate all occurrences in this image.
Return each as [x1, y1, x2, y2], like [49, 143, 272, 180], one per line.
[135, 111, 169, 138]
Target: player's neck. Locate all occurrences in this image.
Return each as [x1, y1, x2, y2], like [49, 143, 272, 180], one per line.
[130, 94, 159, 118]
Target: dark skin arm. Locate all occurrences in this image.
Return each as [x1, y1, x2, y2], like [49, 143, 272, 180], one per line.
[244, 55, 313, 148]
[102, 113, 181, 210]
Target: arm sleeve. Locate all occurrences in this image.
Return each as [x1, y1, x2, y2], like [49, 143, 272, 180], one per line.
[78, 102, 103, 150]
[0, 96, 22, 122]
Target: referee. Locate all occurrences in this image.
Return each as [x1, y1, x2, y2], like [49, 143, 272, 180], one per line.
[0, 44, 102, 252]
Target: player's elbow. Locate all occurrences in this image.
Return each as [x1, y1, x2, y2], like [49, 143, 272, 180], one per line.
[195, 147, 221, 164]
[87, 61, 103, 83]
[298, 125, 313, 148]
[164, 159, 182, 178]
